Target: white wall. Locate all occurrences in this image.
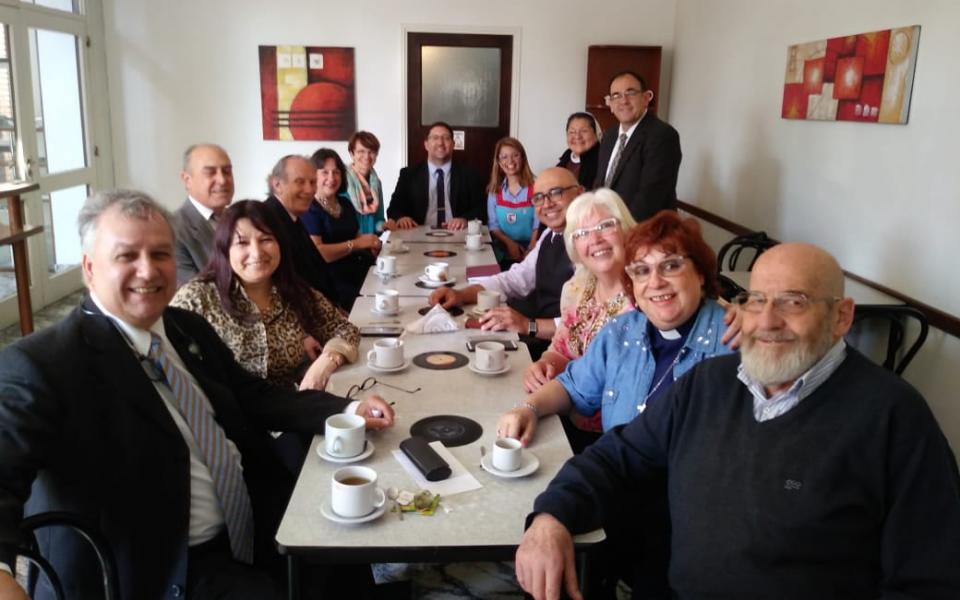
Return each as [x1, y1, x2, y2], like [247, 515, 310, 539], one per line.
[671, 0, 960, 454]
[101, 0, 676, 209]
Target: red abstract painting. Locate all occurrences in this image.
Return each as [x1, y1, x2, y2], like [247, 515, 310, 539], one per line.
[781, 26, 920, 124]
[259, 46, 356, 141]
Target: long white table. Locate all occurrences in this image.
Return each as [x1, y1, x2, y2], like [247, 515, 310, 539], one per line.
[383, 242, 497, 268]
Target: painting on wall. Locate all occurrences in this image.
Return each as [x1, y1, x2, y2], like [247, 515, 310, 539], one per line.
[781, 26, 920, 124]
[259, 46, 356, 140]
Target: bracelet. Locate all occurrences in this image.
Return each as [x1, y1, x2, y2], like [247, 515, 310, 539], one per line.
[519, 401, 539, 418]
[346, 239, 354, 253]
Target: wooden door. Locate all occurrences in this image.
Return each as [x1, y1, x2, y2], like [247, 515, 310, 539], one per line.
[586, 45, 663, 131]
[407, 32, 512, 177]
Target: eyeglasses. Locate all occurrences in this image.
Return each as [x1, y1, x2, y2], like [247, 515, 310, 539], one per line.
[531, 185, 578, 206]
[345, 377, 421, 400]
[566, 128, 594, 137]
[604, 89, 644, 105]
[734, 291, 840, 315]
[571, 217, 620, 241]
[625, 256, 689, 282]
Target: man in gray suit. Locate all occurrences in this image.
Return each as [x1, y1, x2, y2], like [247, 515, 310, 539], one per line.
[174, 143, 234, 286]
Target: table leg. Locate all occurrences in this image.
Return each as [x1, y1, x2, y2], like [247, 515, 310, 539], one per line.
[7, 194, 33, 335]
[287, 555, 301, 600]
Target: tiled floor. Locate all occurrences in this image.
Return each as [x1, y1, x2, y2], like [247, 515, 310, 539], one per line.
[0, 289, 85, 351]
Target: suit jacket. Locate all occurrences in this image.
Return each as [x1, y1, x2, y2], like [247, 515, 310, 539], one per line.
[0, 299, 350, 599]
[173, 199, 215, 287]
[263, 195, 342, 308]
[594, 113, 682, 222]
[387, 162, 485, 224]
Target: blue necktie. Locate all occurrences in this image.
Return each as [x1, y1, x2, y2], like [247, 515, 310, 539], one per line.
[435, 168, 446, 227]
[148, 333, 255, 563]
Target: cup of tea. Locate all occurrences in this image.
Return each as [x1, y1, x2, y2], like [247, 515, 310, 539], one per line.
[465, 233, 483, 251]
[492, 437, 522, 472]
[324, 413, 366, 458]
[424, 262, 449, 282]
[476, 290, 500, 312]
[475, 341, 506, 372]
[331, 466, 386, 518]
[367, 338, 404, 369]
[377, 255, 397, 276]
[375, 289, 400, 313]
[467, 219, 482, 235]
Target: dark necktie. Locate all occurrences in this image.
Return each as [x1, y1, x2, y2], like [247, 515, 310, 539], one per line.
[604, 133, 628, 187]
[435, 168, 446, 228]
[148, 333, 255, 563]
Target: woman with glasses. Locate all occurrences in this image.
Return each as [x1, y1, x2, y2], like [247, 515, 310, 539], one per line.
[486, 137, 538, 268]
[522, 189, 636, 452]
[557, 112, 602, 188]
[345, 131, 389, 234]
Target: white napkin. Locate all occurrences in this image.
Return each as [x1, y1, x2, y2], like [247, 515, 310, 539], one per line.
[405, 304, 460, 334]
[392, 440, 482, 497]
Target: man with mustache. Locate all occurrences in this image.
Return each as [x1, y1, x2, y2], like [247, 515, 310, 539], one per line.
[514, 243, 960, 600]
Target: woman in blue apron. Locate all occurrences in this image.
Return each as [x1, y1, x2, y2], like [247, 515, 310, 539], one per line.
[486, 137, 538, 269]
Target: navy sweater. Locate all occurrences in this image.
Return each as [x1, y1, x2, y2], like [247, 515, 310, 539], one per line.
[534, 350, 960, 599]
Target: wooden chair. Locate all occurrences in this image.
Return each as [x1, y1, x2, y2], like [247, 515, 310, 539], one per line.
[716, 231, 779, 272]
[849, 305, 929, 376]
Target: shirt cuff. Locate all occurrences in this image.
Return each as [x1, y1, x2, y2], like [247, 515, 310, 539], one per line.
[323, 337, 359, 363]
[0, 561, 12, 575]
[345, 400, 362, 415]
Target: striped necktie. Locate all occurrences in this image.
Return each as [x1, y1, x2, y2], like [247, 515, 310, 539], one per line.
[148, 333, 255, 563]
[604, 133, 628, 187]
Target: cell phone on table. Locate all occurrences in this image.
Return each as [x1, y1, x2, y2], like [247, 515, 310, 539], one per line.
[359, 325, 404, 337]
[465, 337, 519, 352]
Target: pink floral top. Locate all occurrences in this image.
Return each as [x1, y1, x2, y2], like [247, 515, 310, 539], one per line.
[549, 271, 633, 432]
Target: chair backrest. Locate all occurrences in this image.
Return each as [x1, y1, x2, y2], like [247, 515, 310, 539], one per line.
[849, 305, 929, 376]
[716, 232, 779, 272]
[16, 511, 119, 600]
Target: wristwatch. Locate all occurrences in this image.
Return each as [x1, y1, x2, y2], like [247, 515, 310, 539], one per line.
[527, 319, 538, 336]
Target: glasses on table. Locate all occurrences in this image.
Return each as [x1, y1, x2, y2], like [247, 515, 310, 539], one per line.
[734, 291, 840, 316]
[571, 217, 620, 242]
[531, 185, 578, 206]
[345, 376, 421, 400]
[604, 88, 643, 105]
[625, 256, 689, 282]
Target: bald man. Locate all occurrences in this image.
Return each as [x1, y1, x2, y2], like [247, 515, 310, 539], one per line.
[175, 144, 234, 286]
[515, 243, 960, 600]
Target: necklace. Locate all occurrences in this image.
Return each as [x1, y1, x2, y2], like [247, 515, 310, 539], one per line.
[639, 347, 686, 412]
[317, 195, 342, 218]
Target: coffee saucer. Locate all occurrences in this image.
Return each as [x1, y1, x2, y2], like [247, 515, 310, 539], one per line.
[468, 306, 490, 318]
[464, 245, 485, 252]
[468, 361, 511, 376]
[367, 359, 410, 373]
[316, 440, 376, 464]
[371, 306, 400, 317]
[376, 271, 399, 280]
[320, 500, 386, 524]
[480, 451, 540, 478]
[417, 275, 457, 287]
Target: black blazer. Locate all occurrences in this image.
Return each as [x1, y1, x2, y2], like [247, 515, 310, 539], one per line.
[557, 143, 600, 189]
[387, 162, 485, 224]
[594, 113, 682, 222]
[0, 300, 349, 599]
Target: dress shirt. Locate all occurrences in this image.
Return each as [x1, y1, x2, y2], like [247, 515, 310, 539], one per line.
[188, 195, 216, 223]
[738, 339, 847, 422]
[602, 111, 645, 184]
[424, 161, 452, 226]
[90, 293, 227, 547]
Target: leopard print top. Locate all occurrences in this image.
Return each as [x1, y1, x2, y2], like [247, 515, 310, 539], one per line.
[171, 280, 359, 389]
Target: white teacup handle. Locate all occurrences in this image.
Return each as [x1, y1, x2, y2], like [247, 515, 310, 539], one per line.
[367, 349, 377, 364]
[331, 435, 343, 456]
[373, 487, 386, 509]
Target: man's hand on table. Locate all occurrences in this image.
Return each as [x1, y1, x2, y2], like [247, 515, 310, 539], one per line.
[497, 406, 538, 447]
[395, 217, 418, 230]
[429, 287, 462, 309]
[515, 513, 582, 600]
[445, 218, 467, 231]
[355, 394, 395, 430]
[479, 306, 527, 333]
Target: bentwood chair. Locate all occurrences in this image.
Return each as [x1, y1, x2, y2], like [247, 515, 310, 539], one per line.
[848, 305, 930, 376]
[12, 511, 119, 600]
[716, 231, 779, 272]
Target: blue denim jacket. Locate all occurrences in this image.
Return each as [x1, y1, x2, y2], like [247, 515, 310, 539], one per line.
[557, 300, 733, 431]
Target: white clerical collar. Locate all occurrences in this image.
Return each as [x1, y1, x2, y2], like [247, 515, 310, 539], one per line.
[187, 196, 216, 221]
[89, 291, 166, 357]
[658, 328, 681, 340]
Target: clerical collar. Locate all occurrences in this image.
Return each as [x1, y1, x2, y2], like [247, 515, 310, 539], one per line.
[658, 328, 681, 340]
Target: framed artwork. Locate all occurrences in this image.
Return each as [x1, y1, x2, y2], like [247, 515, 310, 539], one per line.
[259, 45, 356, 140]
[781, 26, 920, 124]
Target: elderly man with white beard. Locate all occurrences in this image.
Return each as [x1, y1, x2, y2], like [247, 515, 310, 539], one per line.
[513, 242, 960, 600]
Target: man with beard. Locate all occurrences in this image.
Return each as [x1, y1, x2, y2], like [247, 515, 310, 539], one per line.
[514, 243, 960, 600]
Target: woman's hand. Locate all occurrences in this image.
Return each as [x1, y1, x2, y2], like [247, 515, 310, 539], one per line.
[523, 359, 558, 393]
[299, 353, 340, 391]
[505, 239, 524, 262]
[497, 406, 538, 447]
[356, 233, 382, 251]
[356, 394, 395, 430]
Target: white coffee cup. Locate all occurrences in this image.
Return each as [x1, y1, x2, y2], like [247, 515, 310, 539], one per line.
[324, 413, 366, 458]
[476, 290, 500, 312]
[376, 255, 397, 276]
[367, 338, 404, 368]
[465, 233, 483, 250]
[475, 341, 506, 372]
[331, 466, 386, 518]
[492, 437, 522, 472]
[424, 262, 449, 281]
[467, 219, 482, 234]
[375, 289, 400, 313]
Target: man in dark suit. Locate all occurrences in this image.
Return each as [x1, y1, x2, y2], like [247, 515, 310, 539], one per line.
[174, 143, 234, 286]
[0, 190, 394, 599]
[386, 121, 485, 230]
[594, 71, 682, 222]
[263, 155, 342, 308]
